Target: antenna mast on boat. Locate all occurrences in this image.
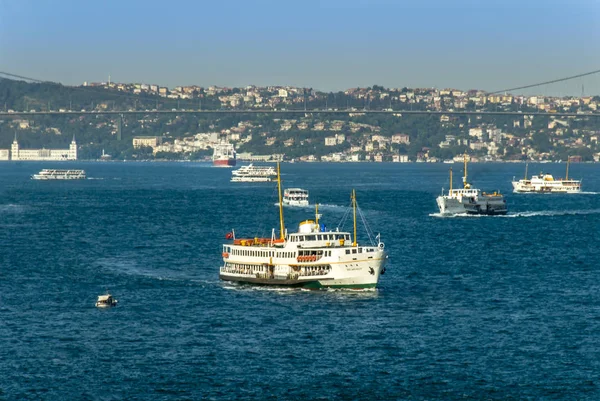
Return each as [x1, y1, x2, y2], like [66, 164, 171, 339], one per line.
[277, 162, 285, 240]
[450, 168, 453, 192]
[352, 189, 357, 247]
[525, 162, 528, 179]
[463, 153, 468, 188]
[566, 157, 570, 180]
[315, 203, 319, 226]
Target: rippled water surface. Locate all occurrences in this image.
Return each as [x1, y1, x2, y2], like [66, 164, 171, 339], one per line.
[1, 161, 600, 400]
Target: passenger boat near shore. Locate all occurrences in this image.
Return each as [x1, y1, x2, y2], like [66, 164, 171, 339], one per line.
[283, 188, 309, 206]
[230, 164, 277, 182]
[31, 169, 86, 180]
[512, 160, 581, 193]
[436, 154, 507, 215]
[220, 163, 388, 289]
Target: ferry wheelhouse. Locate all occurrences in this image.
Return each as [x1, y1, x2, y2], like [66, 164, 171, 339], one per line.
[31, 169, 86, 180]
[220, 164, 387, 289]
[512, 161, 581, 193]
[436, 154, 507, 215]
[283, 188, 309, 206]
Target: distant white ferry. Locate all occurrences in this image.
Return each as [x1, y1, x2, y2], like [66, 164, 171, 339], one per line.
[436, 154, 507, 215]
[31, 169, 86, 180]
[231, 164, 276, 182]
[512, 161, 581, 193]
[283, 188, 309, 206]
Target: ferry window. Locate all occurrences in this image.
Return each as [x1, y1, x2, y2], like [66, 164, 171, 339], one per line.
[307, 235, 316, 241]
[358, 248, 362, 253]
[345, 250, 350, 254]
[318, 235, 323, 240]
[345, 235, 350, 240]
[352, 249, 357, 254]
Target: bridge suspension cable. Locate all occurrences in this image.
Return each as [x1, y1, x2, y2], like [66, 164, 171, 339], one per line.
[487, 68, 600, 95]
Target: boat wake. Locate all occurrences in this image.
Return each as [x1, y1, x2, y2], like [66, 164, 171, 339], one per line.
[429, 212, 473, 218]
[222, 283, 296, 292]
[0, 204, 27, 214]
[501, 209, 600, 218]
[431, 209, 600, 218]
[579, 191, 600, 195]
[96, 258, 192, 282]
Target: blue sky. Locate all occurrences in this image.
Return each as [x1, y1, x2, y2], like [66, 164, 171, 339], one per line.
[1, 0, 599, 95]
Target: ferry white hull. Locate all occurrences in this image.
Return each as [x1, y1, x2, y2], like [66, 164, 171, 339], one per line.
[231, 176, 273, 182]
[511, 181, 581, 193]
[32, 175, 85, 180]
[283, 200, 309, 207]
[220, 250, 386, 289]
[436, 195, 507, 215]
[31, 169, 86, 180]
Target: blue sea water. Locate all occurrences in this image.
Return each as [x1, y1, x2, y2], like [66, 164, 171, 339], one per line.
[1, 161, 600, 400]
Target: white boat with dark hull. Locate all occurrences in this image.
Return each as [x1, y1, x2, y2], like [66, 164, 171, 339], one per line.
[436, 154, 507, 216]
[283, 188, 309, 207]
[231, 164, 276, 182]
[31, 169, 86, 180]
[512, 161, 581, 193]
[220, 164, 388, 289]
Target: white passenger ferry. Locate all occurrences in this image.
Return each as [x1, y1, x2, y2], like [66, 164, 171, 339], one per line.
[31, 169, 86, 180]
[283, 188, 309, 206]
[512, 161, 581, 193]
[220, 164, 388, 289]
[231, 164, 276, 182]
[436, 154, 507, 215]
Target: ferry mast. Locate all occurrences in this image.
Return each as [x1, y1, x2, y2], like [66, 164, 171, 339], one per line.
[277, 162, 285, 240]
[352, 189, 357, 247]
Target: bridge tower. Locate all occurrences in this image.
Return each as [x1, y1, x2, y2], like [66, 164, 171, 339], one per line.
[117, 114, 122, 141]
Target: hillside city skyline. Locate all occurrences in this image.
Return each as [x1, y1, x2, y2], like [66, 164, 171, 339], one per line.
[1, 75, 599, 163]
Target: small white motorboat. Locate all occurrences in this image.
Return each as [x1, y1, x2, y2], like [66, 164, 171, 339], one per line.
[95, 293, 118, 308]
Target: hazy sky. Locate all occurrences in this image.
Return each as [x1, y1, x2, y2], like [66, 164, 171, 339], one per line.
[1, 0, 599, 95]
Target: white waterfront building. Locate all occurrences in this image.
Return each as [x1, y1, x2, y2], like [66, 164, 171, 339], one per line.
[1, 135, 78, 161]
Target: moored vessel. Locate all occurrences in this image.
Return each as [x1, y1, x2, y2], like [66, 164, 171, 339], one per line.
[220, 164, 388, 289]
[212, 142, 236, 167]
[283, 188, 309, 206]
[512, 160, 581, 193]
[231, 164, 276, 182]
[436, 154, 507, 215]
[31, 169, 86, 180]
